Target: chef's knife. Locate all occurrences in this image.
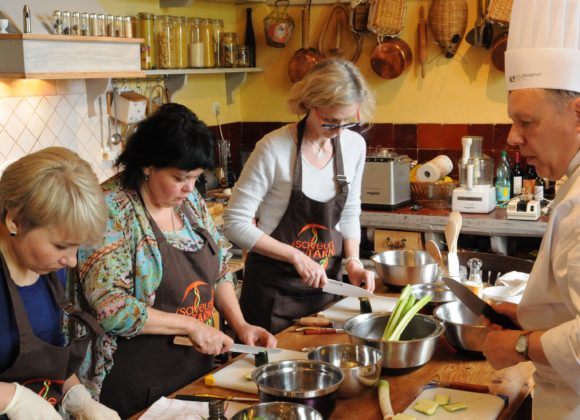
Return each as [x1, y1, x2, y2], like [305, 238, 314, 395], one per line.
[173, 336, 282, 354]
[441, 277, 520, 330]
[322, 279, 375, 299]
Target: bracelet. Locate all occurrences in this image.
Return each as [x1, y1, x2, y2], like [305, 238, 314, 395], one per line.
[344, 256, 364, 269]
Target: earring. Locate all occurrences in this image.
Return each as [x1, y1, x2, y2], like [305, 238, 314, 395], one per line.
[9, 231, 16, 237]
[144, 174, 150, 182]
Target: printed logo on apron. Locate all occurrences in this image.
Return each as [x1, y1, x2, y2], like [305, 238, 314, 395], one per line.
[291, 223, 336, 269]
[176, 279, 214, 325]
[21, 378, 65, 406]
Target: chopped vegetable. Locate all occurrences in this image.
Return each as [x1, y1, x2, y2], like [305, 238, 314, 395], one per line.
[244, 371, 252, 380]
[204, 374, 215, 386]
[359, 297, 373, 314]
[434, 394, 450, 405]
[378, 379, 394, 419]
[254, 351, 268, 367]
[443, 402, 468, 412]
[414, 399, 439, 415]
[392, 414, 416, 420]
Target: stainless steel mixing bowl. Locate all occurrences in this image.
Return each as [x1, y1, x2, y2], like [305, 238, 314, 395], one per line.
[344, 312, 444, 370]
[231, 402, 323, 420]
[371, 250, 438, 287]
[307, 344, 382, 398]
[433, 301, 487, 353]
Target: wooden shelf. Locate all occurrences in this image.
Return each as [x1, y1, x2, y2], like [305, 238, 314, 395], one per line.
[143, 67, 263, 76]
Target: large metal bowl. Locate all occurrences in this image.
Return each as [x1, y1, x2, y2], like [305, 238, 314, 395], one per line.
[252, 360, 343, 420]
[307, 344, 382, 398]
[231, 402, 323, 420]
[433, 301, 487, 353]
[371, 250, 438, 287]
[344, 312, 444, 370]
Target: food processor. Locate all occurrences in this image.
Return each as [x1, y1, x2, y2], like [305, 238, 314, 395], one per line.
[451, 136, 496, 213]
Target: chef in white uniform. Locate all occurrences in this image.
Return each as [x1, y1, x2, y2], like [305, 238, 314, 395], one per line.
[482, 0, 580, 418]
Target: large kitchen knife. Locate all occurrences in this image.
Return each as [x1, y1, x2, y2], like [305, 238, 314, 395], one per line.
[322, 279, 375, 299]
[441, 277, 520, 330]
[173, 336, 282, 354]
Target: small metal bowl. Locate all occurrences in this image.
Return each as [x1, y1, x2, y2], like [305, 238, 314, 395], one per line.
[371, 250, 438, 288]
[433, 301, 487, 353]
[411, 282, 458, 314]
[307, 344, 382, 398]
[231, 402, 323, 420]
[252, 360, 343, 419]
[344, 312, 444, 371]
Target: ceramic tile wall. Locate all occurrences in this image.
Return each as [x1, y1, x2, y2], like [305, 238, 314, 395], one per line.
[0, 81, 116, 181]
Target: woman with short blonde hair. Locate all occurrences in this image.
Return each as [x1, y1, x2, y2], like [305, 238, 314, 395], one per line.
[0, 147, 118, 419]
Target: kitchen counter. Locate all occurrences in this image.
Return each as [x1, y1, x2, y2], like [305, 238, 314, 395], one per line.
[130, 282, 535, 420]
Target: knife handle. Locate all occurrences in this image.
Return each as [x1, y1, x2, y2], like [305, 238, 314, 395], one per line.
[482, 305, 520, 330]
[304, 328, 342, 335]
[294, 316, 332, 327]
[174, 336, 193, 346]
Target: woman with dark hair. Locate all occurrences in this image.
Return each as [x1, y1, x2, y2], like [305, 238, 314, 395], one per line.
[77, 104, 276, 418]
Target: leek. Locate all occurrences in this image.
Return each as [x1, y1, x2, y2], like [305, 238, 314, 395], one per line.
[387, 295, 432, 341]
[382, 285, 412, 340]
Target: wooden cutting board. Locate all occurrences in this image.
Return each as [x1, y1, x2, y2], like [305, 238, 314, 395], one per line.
[211, 349, 307, 395]
[319, 296, 398, 323]
[402, 387, 505, 419]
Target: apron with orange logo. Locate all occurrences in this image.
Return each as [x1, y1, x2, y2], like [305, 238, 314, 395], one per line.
[99, 205, 219, 418]
[240, 116, 349, 333]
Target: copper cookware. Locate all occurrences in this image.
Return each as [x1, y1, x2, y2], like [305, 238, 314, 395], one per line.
[370, 35, 413, 80]
[288, 0, 324, 83]
[490, 31, 508, 72]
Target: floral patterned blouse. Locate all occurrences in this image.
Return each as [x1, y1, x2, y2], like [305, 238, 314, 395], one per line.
[76, 175, 233, 396]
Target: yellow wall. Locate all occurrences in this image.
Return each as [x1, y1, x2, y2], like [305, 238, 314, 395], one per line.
[101, 0, 511, 125]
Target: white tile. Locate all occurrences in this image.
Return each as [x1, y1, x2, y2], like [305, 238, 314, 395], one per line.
[65, 111, 81, 133]
[76, 122, 93, 147]
[26, 114, 45, 138]
[54, 97, 73, 121]
[4, 117, 24, 140]
[25, 96, 42, 110]
[31, 142, 45, 153]
[65, 94, 81, 108]
[0, 99, 13, 127]
[14, 99, 35, 124]
[56, 125, 75, 149]
[36, 97, 55, 123]
[0, 129, 15, 158]
[37, 127, 56, 148]
[17, 128, 37, 153]
[7, 143, 26, 162]
[46, 112, 64, 138]
[2, 97, 21, 111]
[45, 96, 61, 108]
[74, 95, 89, 119]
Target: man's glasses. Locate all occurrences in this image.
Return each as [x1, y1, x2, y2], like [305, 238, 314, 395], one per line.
[314, 108, 360, 130]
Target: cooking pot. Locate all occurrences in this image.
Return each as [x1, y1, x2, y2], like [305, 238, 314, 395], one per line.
[344, 312, 444, 371]
[370, 36, 412, 79]
[252, 360, 343, 419]
[371, 250, 438, 288]
[490, 31, 508, 72]
[433, 301, 487, 353]
[307, 344, 382, 398]
[288, 0, 324, 83]
[231, 402, 322, 420]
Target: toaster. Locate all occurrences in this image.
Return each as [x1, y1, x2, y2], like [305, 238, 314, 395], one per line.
[361, 151, 411, 210]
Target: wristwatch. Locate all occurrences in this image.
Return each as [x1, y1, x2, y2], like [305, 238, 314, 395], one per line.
[515, 332, 531, 359]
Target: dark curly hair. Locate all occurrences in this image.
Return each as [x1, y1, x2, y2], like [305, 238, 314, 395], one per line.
[115, 103, 215, 191]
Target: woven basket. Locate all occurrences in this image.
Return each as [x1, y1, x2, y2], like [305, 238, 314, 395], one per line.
[367, 0, 407, 36]
[410, 181, 459, 209]
[488, 0, 513, 25]
[428, 0, 468, 58]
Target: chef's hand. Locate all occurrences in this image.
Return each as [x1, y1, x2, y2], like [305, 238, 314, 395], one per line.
[0, 383, 61, 420]
[188, 320, 234, 355]
[483, 329, 526, 370]
[481, 302, 520, 330]
[62, 384, 120, 420]
[236, 322, 278, 348]
[291, 250, 328, 288]
[346, 261, 376, 293]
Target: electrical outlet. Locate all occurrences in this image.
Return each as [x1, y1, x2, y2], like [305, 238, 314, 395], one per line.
[212, 102, 221, 116]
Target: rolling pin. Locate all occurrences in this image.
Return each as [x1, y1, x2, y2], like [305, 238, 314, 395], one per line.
[417, 6, 428, 78]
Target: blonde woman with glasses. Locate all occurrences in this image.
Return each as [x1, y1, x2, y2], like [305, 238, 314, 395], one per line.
[224, 58, 376, 333]
[0, 148, 118, 419]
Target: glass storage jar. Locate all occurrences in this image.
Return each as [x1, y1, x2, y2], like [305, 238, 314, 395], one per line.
[156, 15, 175, 69]
[138, 13, 156, 69]
[174, 16, 188, 69]
[106, 15, 115, 37]
[80, 13, 89, 36]
[201, 19, 215, 68]
[89, 13, 98, 36]
[97, 14, 106, 37]
[114, 16, 124, 37]
[237, 45, 250, 67]
[61, 11, 71, 35]
[52, 10, 63, 35]
[220, 32, 238, 68]
[123, 16, 133, 38]
[212, 19, 224, 68]
[188, 17, 204, 68]
[71, 12, 80, 35]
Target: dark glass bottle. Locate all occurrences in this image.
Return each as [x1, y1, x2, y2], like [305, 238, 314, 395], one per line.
[245, 8, 256, 67]
[523, 161, 536, 199]
[511, 151, 524, 198]
[534, 172, 545, 201]
[208, 400, 227, 420]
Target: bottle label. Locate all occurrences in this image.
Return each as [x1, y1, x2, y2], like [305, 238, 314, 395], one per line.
[496, 185, 510, 202]
[513, 176, 523, 195]
[534, 185, 544, 201]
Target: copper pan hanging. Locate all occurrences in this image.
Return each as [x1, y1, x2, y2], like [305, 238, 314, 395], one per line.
[288, 0, 324, 83]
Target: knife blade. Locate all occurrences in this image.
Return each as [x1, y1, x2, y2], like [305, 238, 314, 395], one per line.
[173, 336, 282, 354]
[441, 277, 520, 330]
[322, 279, 374, 299]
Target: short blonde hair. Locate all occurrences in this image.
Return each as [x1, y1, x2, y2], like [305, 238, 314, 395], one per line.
[0, 147, 107, 244]
[288, 59, 375, 122]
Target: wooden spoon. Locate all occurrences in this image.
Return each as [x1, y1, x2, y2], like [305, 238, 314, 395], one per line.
[425, 240, 444, 270]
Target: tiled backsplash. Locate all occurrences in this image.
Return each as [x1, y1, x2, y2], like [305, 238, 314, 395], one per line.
[0, 83, 115, 181]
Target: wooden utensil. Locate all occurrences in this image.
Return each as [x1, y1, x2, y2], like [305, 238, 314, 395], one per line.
[288, 0, 324, 83]
[417, 6, 428, 78]
[425, 239, 444, 270]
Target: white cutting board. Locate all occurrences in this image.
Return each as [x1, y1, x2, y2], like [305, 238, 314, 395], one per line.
[319, 296, 398, 322]
[402, 387, 505, 420]
[211, 349, 307, 394]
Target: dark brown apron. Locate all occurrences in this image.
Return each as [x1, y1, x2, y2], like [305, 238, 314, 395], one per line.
[240, 116, 349, 333]
[0, 256, 103, 408]
[99, 204, 220, 418]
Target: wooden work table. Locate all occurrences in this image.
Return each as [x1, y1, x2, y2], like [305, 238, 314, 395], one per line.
[131, 282, 535, 420]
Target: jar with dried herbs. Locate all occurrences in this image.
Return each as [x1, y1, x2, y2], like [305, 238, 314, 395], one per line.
[220, 32, 237, 68]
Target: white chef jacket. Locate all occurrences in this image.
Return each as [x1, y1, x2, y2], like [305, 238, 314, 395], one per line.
[518, 151, 580, 419]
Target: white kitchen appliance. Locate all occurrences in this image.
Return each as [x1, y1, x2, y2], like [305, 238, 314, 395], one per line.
[506, 197, 541, 221]
[362, 148, 411, 210]
[452, 136, 496, 213]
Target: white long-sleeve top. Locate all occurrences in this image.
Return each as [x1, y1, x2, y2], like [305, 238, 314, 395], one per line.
[223, 124, 366, 251]
[517, 151, 580, 419]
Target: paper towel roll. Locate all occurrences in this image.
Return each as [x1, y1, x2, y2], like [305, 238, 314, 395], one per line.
[417, 155, 453, 182]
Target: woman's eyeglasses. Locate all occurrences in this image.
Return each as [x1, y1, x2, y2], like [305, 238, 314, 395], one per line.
[314, 108, 360, 130]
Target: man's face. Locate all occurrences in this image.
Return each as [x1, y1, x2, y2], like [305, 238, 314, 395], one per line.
[507, 89, 580, 180]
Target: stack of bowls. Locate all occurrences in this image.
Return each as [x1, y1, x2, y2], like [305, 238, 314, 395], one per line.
[231, 402, 322, 420]
[433, 301, 487, 353]
[371, 250, 438, 288]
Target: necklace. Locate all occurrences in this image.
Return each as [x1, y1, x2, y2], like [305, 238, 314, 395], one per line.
[314, 142, 326, 160]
